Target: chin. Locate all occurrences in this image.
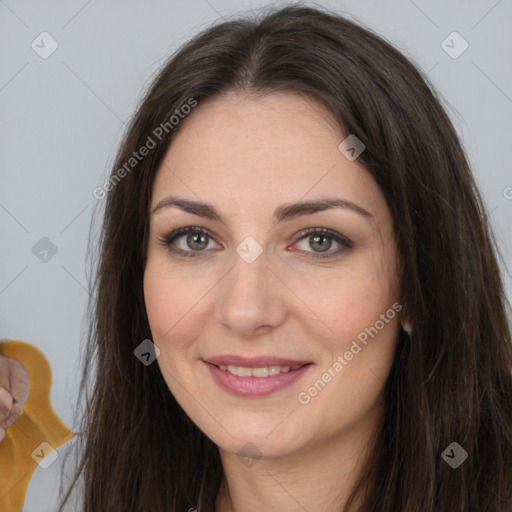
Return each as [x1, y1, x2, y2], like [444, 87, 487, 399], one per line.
[211, 423, 308, 461]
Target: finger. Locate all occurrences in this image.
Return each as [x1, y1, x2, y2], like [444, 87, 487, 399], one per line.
[0, 387, 14, 422]
[8, 360, 30, 407]
[1, 402, 23, 429]
[0, 427, 5, 444]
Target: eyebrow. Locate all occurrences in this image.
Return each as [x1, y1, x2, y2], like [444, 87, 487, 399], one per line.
[151, 195, 374, 224]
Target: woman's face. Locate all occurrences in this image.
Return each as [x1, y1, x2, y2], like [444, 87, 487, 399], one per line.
[144, 91, 401, 460]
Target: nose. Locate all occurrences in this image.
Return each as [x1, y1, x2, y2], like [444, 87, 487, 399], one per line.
[215, 254, 288, 337]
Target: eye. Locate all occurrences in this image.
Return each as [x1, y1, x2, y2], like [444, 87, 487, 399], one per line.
[158, 226, 353, 260]
[292, 228, 353, 259]
[158, 226, 221, 257]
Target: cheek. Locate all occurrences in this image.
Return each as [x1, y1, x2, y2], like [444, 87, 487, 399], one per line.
[143, 265, 213, 399]
[143, 262, 210, 349]
[287, 256, 398, 349]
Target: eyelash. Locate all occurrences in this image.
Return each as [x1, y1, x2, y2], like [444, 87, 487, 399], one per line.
[158, 226, 353, 259]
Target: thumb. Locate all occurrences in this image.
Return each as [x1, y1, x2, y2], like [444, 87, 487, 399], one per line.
[5, 357, 30, 407]
[0, 356, 30, 429]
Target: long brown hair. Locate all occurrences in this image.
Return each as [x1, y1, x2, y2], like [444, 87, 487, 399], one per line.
[59, 4, 512, 511]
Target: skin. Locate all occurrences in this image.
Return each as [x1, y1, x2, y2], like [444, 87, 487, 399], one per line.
[0, 355, 30, 444]
[143, 91, 403, 512]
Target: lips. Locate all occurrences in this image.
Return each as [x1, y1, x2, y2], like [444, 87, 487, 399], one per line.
[204, 358, 313, 397]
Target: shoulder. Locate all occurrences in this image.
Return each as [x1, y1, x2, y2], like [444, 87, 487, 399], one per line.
[21, 437, 83, 512]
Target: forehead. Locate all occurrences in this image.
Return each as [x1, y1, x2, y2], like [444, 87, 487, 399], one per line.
[151, 91, 384, 220]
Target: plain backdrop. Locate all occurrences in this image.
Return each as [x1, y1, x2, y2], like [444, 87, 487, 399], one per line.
[1, 0, 511, 437]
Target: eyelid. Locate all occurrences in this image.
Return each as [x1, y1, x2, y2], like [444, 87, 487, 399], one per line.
[293, 227, 353, 248]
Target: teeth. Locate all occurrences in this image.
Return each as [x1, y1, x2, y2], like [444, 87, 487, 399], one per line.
[252, 367, 268, 377]
[218, 364, 302, 377]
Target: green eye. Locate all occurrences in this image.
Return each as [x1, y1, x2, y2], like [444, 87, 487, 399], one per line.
[159, 226, 353, 259]
[185, 232, 209, 251]
[159, 227, 219, 257]
[293, 228, 353, 259]
[309, 234, 332, 252]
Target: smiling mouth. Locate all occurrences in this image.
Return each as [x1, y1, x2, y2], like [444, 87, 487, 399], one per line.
[210, 363, 308, 378]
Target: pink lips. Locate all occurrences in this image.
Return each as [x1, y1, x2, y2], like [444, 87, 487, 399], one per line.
[203, 355, 313, 397]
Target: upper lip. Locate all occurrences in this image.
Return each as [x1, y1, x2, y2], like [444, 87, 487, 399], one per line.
[204, 355, 312, 367]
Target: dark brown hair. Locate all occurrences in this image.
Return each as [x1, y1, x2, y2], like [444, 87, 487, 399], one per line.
[60, 4, 512, 511]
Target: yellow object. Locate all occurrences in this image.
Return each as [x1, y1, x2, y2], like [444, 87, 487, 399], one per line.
[0, 340, 75, 512]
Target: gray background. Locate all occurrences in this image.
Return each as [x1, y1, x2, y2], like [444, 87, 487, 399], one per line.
[1, 0, 511, 436]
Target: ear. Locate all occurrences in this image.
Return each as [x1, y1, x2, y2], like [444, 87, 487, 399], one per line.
[400, 318, 413, 335]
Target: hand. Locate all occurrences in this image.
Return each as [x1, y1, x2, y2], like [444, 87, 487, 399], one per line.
[0, 355, 30, 444]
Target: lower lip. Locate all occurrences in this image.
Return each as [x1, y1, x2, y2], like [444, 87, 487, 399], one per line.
[204, 361, 313, 397]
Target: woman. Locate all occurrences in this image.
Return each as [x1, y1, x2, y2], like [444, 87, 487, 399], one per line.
[3, 4, 512, 511]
